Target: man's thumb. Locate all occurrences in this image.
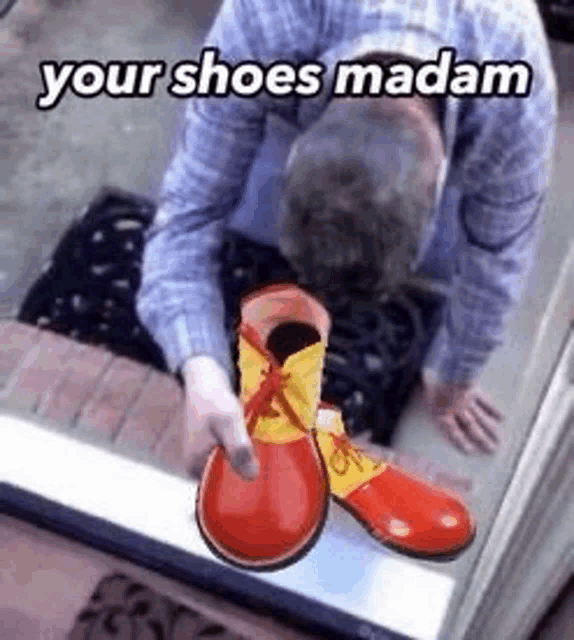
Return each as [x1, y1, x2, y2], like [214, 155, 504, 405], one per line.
[229, 444, 260, 481]
[218, 415, 259, 481]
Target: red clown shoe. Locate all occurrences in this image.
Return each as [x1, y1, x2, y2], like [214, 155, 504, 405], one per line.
[196, 284, 332, 571]
[315, 403, 476, 560]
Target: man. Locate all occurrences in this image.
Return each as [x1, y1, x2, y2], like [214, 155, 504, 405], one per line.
[137, 0, 557, 481]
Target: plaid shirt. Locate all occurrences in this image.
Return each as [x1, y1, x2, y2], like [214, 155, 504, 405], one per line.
[137, 0, 557, 385]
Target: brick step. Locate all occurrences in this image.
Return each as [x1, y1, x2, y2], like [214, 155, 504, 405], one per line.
[0, 320, 186, 472]
[0, 320, 472, 494]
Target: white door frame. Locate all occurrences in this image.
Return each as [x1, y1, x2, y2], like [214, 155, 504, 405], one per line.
[441, 242, 574, 640]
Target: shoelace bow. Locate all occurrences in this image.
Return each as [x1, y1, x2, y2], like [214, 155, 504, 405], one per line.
[328, 432, 383, 476]
[240, 324, 385, 478]
[241, 325, 308, 437]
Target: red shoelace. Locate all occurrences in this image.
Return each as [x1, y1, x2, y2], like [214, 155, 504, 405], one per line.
[328, 432, 383, 476]
[240, 324, 308, 437]
[240, 324, 385, 481]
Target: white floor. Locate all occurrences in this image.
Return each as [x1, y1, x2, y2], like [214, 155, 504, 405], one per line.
[1, 411, 455, 640]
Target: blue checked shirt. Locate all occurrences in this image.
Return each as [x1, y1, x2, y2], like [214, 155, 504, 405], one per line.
[137, 0, 557, 386]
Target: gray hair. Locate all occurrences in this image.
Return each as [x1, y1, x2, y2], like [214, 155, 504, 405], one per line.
[279, 100, 437, 299]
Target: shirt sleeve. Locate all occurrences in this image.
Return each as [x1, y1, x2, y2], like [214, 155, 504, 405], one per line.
[136, 0, 318, 378]
[424, 86, 558, 386]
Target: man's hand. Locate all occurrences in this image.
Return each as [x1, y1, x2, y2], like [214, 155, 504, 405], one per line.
[421, 370, 504, 454]
[181, 355, 259, 481]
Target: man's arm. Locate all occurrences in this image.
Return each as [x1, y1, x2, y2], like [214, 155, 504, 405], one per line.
[136, 0, 320, 478]
[425, 189, 547, 385]
[424, 93, 557, 386]
[137, 0, 319, 377]
[422, 68, 557, 452]
[136, 1, 269, 377]
[137, 96, 266, 379]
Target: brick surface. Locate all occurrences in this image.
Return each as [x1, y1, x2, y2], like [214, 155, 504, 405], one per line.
[0, 322, 472, 496]
[75, 356, 152, 442]
[1, 331, 75, 414]
[153, 406, 187, 474]
[0, 321, 41, 390]
[115, 371, 183, 453]
[37, 342, 113, 429]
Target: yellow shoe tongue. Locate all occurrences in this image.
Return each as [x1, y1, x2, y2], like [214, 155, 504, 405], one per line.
[240, 337, 326, 444]
[315, 411, 387, 499]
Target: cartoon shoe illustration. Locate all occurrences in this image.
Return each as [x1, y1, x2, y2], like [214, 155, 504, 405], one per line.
[196, 284, 332, 571]
[314, 403, 476, 560]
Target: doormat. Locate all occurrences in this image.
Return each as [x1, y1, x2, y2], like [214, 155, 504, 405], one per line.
[67, 572, 250, 639]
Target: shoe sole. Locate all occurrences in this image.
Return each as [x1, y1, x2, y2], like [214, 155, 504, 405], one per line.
[195, 429, 331, 572]
[331, 494, 477, 563]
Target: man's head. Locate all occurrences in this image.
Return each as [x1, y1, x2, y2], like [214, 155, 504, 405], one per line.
[279, 91, 445, 300]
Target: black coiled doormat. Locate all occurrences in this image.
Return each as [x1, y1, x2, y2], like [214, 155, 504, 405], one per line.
[67, 573, 249, 640]
[18, 187, 446, 445]
[18, 188, 167, 371]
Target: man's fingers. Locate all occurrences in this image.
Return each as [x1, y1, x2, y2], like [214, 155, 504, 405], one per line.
[183, 417, 258, 481]
[182, 420, 219, 479]
[469, 403, 502, 443]
[214, 414, 259, 481]
[229, 445, 260, 481]
[437, 415, 476, 454]
[456, 409, 497, 453]
[474, 392, 504, 422]
[187, 445, 216, 480]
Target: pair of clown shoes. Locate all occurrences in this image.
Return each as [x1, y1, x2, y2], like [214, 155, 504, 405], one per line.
[196, 284, 475, 571]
